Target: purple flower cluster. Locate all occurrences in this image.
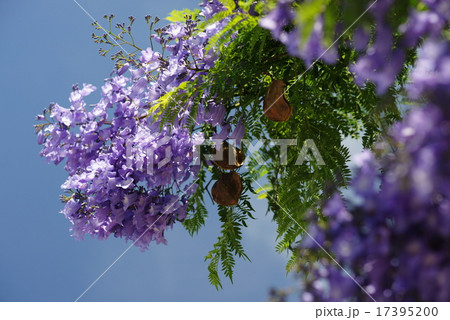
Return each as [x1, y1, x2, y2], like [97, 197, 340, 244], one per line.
[409, 38, 450, 103]
[35, 0, 244, 249]
[351, 0, 448, 94]
[152, 0, 245, 144]
[301, 106, 450, 301]
[298, 20, 450, 300]
[259, 0, 449, 94]
[259, 0, 337, 66]
[37, 74, 204, 249]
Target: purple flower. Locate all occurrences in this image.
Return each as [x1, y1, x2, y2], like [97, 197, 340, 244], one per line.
[140, 48, 161, 64]
[211, 123, 231, 141]
[323, 194, 352, 223]
[353, 28, 370, 51]
[299, 16, 338, 66]
[35, 18, 220, 249]
[259, 0, 294, 39]
[166, 23, 186, 39]
[409, 39, 450, 103]
[300, 104, 450, 301]
[117, 63, 129, 76]
[229, 119, 245, 146]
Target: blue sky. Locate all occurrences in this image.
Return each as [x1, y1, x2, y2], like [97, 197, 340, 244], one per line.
[0, 0, 302, 301]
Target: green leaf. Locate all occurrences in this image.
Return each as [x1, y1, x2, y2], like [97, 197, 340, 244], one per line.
[323, 1, 339, 46]
[218, 0, 237, 10]
[148, 82, 188, 116]
[295, 0, 330, 46]
[255, 184, 273, 199]
[166, 8, 201, 22]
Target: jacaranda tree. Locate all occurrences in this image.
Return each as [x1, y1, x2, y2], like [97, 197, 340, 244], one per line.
[35, 0, 450, 298]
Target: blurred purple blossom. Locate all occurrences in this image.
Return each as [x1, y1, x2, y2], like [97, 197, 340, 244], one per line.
[300, 104, 450, 301]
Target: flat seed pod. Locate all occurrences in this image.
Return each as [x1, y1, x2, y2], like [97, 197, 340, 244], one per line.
[212, 142, 246, 170]
[263, 79, 293, 122]
[212, 171, 243, 206]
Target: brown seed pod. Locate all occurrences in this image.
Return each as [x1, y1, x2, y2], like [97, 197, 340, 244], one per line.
[211, 171, 243, 206]
[263, 79, 293, 122]
[212, 142, 246, 170]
